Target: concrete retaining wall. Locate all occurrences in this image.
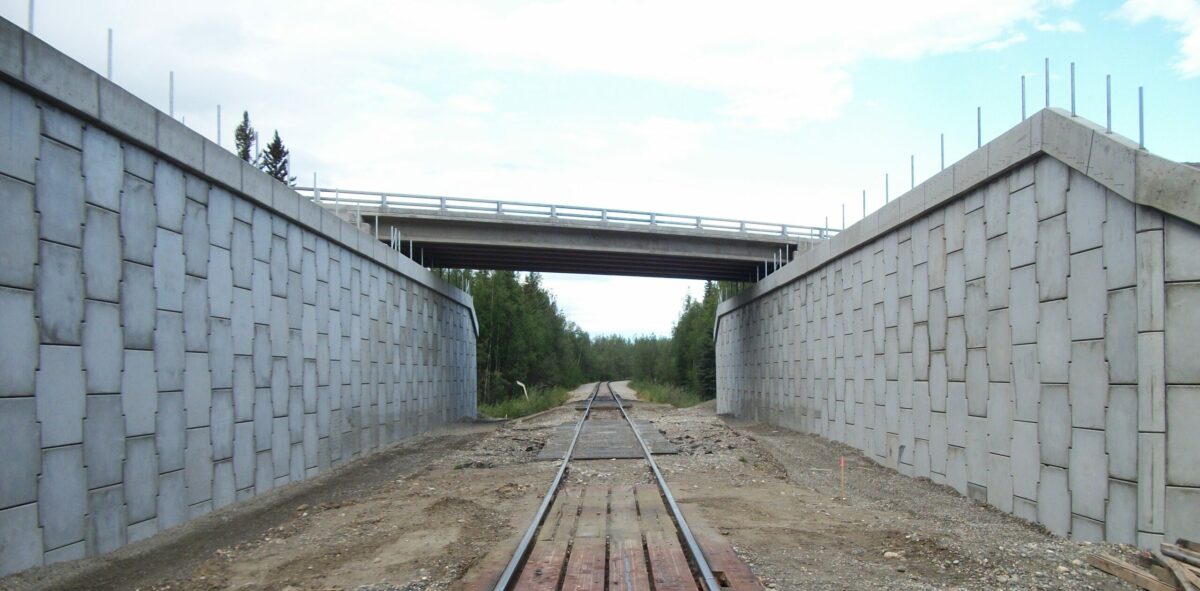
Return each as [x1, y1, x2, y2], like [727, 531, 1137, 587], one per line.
[0, 19, 477, 576]
[715, 110, 1200, 548]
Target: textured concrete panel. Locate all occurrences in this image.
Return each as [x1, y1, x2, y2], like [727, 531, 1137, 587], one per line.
[1069, 341, 1108, 429]
[185, 427, 213, 505]
[81, 126, 123, 211]
[1165, 487, 1200, 550]
[121, 262, 156, 350]
[82, 301, 123, 395]
[86, 484, 126, 556]
[154, 160, 185, 232]
[1037, 300, 1069, 383]
[1137, 432, 1166, 533]
[213, 461, 235, 509]
[1167, 386, 1200, 486]
[1106, 386, 1138, 482]
[0, 81, 40, 185]
[1067, 248, 1106, 340]
[1105, 194, 1136, 289]
[121, 349, 156, 437]
[986, 310, 1011, 382]
[987, 382, 1013, 455]
[1009, 186, 1037, 268]
[1165, 215, 1200, 281]
[209, 318, 234, 390]
[0, 503, 43, 576]
[1038, 465, 1071, 536]
[83, 394, 125, 488]
[1035, 157, 1069, 220]
[964, 279, 986, 349]
[234, 422, 255, 490]
[1040, 385, 1071, 468]
[0, 177, 37, 290]
[1011, 421, 1039, 501]
[1036, 215, 1068, 301]
[1106, 479, 1137, 545]
[154, 311, 185, 392]
[36, 345, 86, 447]
[0, 398, 39, 509]
[157, 470, 186, 531]
[124, 435, 157, 524]
[40, 445, 86, 551]
[121, 175, 156, 265]
[212, 389, 235, 461]
[184, 352, 212, 429]
[38, 241, 84, 344]
[987, 454, 1014, 512]
[82, 205, 121, 301]
[1165, 282, 1200, 384]
[154, 229, 185, 312]
[1137, 230, 1165, 333]
[1067, 171, 1106, 254]
[1106, 289, 1137, 384]
[965, 349, 988, 417]
[1138, 331, 1166, 433]
[0, 287, 38, 396]
[36, 139, 85, 247]
[1012, 344, 1039, 422]
[157, 391, 185, 473]
[1069, 428, 1108, 521]
[208, 247, 233, 319]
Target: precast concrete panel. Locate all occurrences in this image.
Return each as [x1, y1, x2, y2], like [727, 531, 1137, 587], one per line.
[716, 148, 1200, 547]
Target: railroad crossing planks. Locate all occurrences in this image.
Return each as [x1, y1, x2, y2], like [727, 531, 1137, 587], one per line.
[464, 484, 759, 590]
[561, 486, 609, 590]
[608, 485, 652, 591]
[515, 488, 584, 590]
[635, 485, 700, 591]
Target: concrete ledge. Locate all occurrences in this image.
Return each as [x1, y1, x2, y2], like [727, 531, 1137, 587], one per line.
[98, 78, 155, 147]
[156, 112, 203, 172]
[22, 31, 97, 117]
[0, 18, 22, 80]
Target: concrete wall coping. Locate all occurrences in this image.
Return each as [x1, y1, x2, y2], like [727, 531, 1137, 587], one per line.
[715, 106, 1200, 331]
[0, 17, 478, 335]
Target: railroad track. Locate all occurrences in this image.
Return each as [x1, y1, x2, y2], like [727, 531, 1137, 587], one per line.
[464, 382, 763, 591]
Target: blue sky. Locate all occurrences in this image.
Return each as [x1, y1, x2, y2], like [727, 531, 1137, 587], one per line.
[3, 0, 1197, 336]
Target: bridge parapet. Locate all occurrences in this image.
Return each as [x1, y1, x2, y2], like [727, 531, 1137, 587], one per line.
[294, 187, 840, 240]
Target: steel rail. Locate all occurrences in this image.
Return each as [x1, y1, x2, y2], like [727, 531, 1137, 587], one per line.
[491, 382, 602, 591]
[605, 382, 723, 591]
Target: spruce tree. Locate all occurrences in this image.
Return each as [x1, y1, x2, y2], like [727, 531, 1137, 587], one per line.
[233, 111, 258, 163]
[259, 130, 296, 186]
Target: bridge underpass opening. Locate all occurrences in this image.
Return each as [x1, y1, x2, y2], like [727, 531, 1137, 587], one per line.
[292, 189, 836, 282]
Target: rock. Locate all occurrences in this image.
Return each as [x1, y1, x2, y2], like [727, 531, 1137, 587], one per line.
[884, 551, 901, 559]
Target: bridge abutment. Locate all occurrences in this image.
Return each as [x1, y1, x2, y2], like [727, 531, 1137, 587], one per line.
[715, 112, 1200, 549]
[0, 19, 477, 577]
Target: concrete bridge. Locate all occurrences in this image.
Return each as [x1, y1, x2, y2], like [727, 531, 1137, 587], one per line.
[2, 14, 1200, 580]
[292, 189, 834, 281]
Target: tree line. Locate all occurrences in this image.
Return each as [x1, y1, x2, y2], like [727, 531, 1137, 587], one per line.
[234, 111, 295, 185]
[435, 269, 741, 404]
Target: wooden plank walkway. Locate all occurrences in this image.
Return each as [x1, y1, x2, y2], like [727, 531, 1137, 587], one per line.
[456, 484, 763, 591]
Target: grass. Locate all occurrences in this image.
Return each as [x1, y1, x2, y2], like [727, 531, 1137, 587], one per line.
[478, 386, 572, 419]
[628, 380, 709, 408]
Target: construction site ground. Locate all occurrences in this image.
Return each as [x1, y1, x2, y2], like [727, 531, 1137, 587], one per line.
[2, 382, 1139, 591]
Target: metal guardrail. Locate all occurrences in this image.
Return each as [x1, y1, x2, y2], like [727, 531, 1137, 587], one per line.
[294, 186, 840, 240]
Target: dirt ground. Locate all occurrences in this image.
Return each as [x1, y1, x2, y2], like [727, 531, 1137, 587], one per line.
[2, 381, 1139, 591]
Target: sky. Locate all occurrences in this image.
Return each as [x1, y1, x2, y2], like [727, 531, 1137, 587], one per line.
[3, 0, 1197, 337]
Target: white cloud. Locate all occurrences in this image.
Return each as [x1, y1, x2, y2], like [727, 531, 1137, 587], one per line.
[1035, 19, 1085, 32]
[1116, 0, 1200, 77]
[980, 33, 1029, 50]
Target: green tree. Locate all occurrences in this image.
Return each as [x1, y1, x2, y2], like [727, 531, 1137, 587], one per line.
[259, 130, 296, 185]
[234, 111, 258, 164]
